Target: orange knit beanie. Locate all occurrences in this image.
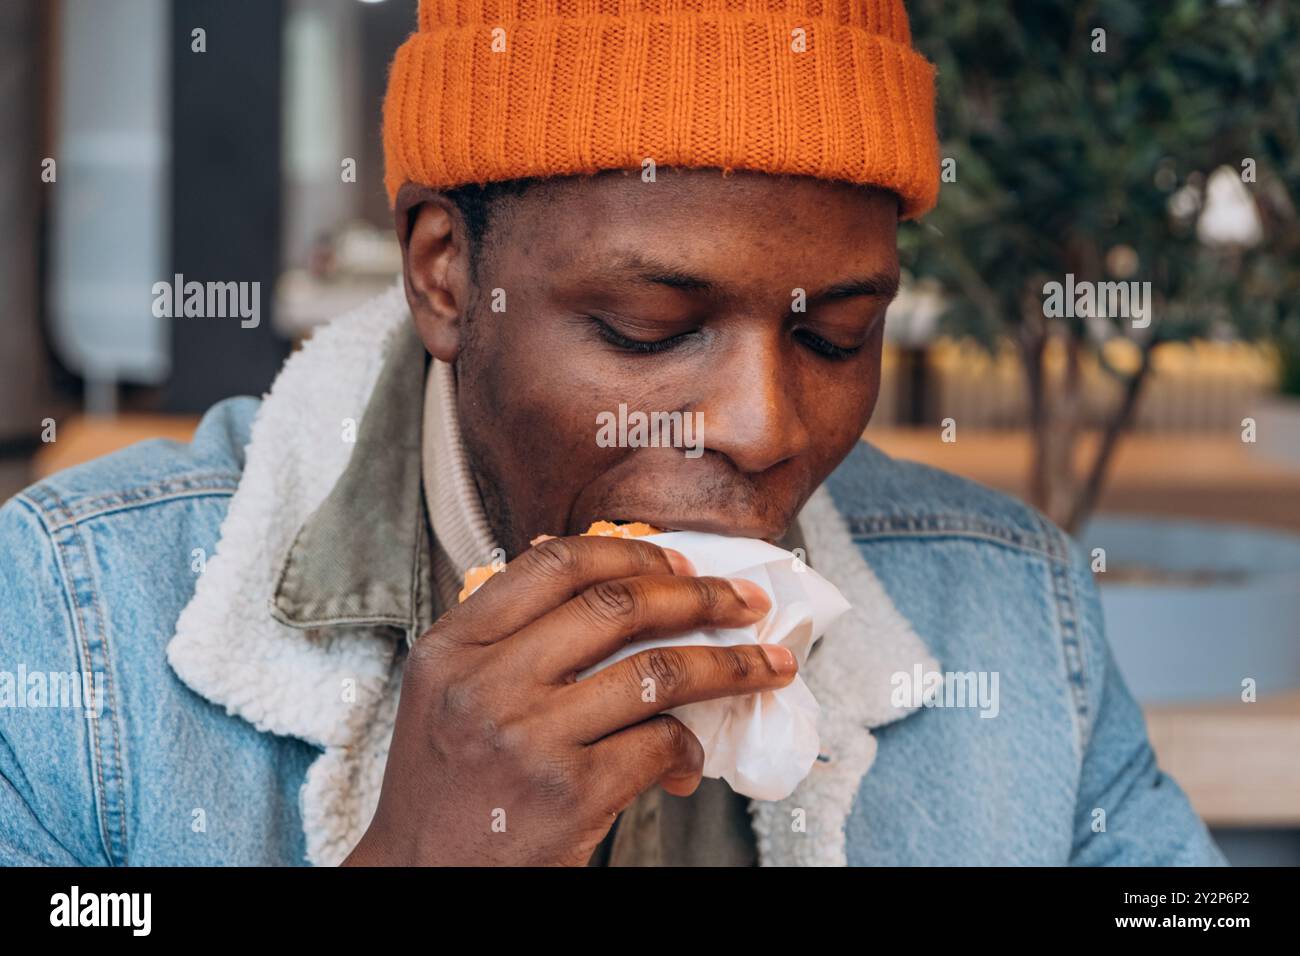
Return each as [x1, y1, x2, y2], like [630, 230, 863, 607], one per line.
[383, 0, 939, 219]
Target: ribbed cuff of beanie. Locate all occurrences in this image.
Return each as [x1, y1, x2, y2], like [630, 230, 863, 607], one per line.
[383, 13, 939, 219]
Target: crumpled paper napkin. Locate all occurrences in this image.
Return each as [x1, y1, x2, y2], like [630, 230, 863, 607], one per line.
[575, 530, 851, 800]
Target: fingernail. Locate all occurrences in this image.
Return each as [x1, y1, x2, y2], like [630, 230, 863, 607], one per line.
[760, 644, 796, 675]
[729, 578, 771, 612]
[662, 548, 697, 577]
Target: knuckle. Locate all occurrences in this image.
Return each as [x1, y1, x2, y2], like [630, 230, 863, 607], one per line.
[635, 647, 687, 693]
[408, 605, 481, 667]
[529, 537, 581, 578]
[406, 633, 443, 672]
[629, 539, 669, 573]
[580, 579, 641, 630]
[718, 645, 755, 682]
[408, 620, 454, 668]
[656, 715, 692, 757]
[483, 717, 528, 759]
[690, 576, 729, 613]
[437, 677, 485, 724]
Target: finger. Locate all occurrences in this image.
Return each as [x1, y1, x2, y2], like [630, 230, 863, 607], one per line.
[431, 535, 695, 647]
[516, 574, 771, 682]
[583, 715, 705, 813]
[659, 769, 704, 798]
[562, 642, 798, 744]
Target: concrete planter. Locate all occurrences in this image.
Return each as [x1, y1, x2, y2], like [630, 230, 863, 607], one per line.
[1081, 516, 1300, 704]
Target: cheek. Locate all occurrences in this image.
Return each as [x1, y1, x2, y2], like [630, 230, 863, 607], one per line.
[463, 326, 625, 511]
[800, 338, 884, 471]
[477, 302, 666, 457]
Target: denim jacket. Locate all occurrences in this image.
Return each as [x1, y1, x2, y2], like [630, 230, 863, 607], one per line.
[0, 285, 1226, 866]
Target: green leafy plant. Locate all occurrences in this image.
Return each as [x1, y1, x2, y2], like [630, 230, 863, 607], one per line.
[901, 0, 1299, 531]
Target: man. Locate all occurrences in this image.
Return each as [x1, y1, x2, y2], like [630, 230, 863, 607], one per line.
[0, 0, 1223, 866]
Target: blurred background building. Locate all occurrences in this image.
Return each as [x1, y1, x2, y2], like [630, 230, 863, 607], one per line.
[1, 0, 1297, 864]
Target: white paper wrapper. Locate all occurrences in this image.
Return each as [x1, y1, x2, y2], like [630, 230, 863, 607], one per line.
[575, 530, 851, 801]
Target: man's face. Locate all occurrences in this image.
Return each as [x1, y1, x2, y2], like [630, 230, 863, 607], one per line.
[403, 169, 899, 558]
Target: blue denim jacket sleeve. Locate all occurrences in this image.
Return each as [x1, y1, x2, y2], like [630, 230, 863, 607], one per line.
[0, 498, 110, 866]
[1065, 537, 1228, 866]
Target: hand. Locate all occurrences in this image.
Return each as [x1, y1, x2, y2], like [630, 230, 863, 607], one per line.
[341, 534, 794, 866]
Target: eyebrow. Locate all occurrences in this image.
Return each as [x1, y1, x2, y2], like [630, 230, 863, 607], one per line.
[816, 272, 900, 302]
[609, 253, 715, 292]
[605, 252, 899, 302]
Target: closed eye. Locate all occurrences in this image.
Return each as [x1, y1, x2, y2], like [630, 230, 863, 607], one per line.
[589, 314, 866, 360]
[589, 315, 694, 354]
[794, 328, 864, 360]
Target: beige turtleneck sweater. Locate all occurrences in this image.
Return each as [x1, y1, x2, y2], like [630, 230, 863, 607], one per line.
[419, 356, 758, 866]
[421, 356, 501, 615]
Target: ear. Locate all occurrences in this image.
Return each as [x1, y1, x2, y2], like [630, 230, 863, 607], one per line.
[395, 183, 473, 363]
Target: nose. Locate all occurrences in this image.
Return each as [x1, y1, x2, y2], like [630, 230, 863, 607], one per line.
[694, 328, 812, 475]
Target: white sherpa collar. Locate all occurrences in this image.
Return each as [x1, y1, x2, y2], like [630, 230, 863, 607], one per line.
[166, 281, 939, 867]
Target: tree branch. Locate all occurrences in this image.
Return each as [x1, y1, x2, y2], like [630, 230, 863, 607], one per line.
[1064, 341, 1157, 533]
